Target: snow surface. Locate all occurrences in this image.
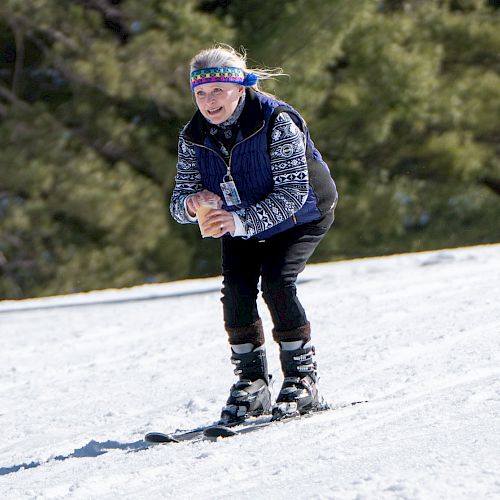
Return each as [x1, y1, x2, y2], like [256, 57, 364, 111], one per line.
[1, 244, 499, 500]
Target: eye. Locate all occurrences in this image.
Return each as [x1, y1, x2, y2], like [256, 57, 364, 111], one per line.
[213, 88, 223, 95]
[195, 91, 206, 98]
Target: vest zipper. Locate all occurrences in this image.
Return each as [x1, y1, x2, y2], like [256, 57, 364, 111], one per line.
[227, 121, 265, 174]
[184, 140, 226, 165]
[185, 121, 265, 178]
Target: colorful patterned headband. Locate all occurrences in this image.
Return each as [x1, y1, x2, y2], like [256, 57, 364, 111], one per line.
[190, 66, 258, 91]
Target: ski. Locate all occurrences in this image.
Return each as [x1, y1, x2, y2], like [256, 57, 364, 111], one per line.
[145, 400, 367, 444]
[203, 400, 367, 440]
[144, 415, 269, 445]
[144, 424, 213, 444]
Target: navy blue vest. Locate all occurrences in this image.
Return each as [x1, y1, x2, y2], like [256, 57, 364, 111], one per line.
[182, 89, 337, 239]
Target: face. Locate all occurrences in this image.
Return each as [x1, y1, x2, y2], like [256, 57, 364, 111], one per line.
[193, 82, 244, 124]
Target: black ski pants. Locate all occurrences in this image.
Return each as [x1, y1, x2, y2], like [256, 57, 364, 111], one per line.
[221, 211, 334, 335]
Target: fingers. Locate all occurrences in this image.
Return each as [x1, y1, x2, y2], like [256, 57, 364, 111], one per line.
[187, 190, 223, 217]
[186, 196, 198, 217]
[198, 189, 222, 206]
[200, 209, 235, 238]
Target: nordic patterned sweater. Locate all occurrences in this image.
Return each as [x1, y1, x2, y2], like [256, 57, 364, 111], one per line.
[170, 89, 335, 239]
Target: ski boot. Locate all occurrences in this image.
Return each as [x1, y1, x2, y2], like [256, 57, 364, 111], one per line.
[219, 345, 272, 426]
[272, 341, 325, 420]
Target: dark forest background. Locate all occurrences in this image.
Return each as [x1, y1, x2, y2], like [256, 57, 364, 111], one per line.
[1, 0, 499, 299]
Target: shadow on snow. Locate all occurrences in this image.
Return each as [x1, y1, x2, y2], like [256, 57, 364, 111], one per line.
[0, 438, 148, 476]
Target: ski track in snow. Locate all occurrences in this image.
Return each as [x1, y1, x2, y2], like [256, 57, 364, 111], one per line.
[0, 244, 499, 499]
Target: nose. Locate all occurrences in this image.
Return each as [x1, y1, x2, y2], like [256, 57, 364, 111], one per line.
[207, 91, 216, 103]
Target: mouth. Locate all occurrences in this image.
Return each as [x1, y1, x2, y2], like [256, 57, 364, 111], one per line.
[207, 107, 223, 116]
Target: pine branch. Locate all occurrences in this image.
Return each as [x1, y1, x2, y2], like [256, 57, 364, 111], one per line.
[0, 83, 162, 185]
[74, 0, 131, 43]
[7, 18, 25, 96]
[480, 176, 500, 197]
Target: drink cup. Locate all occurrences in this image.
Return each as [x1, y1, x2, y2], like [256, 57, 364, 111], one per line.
[197, 199, 219, 238]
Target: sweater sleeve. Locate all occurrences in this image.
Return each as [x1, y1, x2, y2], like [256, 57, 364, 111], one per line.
[169, 135, 202, 224]
[233, 112, 309, 237]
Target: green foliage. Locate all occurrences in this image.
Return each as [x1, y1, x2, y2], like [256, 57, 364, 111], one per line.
[308, 1, 500, 259]
[0, 0, 231, 298]
[1, 0, 499, 299]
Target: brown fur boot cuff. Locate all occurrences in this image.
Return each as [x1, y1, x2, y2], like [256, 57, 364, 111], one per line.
[226, 318, 265, 347]
[272, 322, 311, 345]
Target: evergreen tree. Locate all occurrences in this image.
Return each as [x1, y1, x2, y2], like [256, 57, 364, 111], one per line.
[0, 0, 232, 298]
[316, 0, 500, 257]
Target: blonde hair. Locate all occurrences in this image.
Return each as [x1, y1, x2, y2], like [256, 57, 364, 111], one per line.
[190, 44, 286, 97]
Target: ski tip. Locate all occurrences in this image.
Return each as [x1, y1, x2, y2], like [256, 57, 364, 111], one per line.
[204, 425, 237, 439]
[346, 400, 369, 407]
[144, 432, 180, 444]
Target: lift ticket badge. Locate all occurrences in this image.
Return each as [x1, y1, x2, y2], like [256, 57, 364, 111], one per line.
[220, 177, 242, 207]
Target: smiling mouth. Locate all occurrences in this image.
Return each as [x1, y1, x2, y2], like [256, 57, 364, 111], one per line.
[207, 107, 223, 115]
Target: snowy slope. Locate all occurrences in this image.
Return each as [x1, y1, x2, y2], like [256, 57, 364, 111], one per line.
[1, 245, 499, 500]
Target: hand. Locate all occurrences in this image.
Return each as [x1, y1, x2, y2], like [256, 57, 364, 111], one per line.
[186, 190, 222, 218]
[201, 208, 236, 238]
